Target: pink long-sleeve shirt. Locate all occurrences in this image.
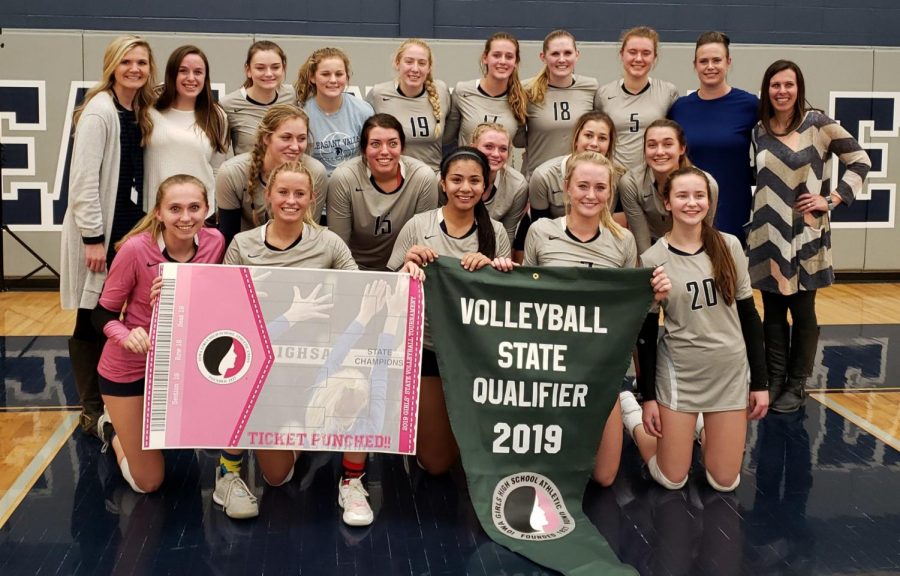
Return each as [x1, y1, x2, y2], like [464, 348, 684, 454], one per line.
[97, 229, 225, 383]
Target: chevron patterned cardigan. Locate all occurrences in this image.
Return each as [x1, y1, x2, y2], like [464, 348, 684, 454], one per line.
[747, 111, 871, 295]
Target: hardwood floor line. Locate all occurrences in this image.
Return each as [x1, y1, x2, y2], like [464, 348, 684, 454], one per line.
[2, 283, 899, 337]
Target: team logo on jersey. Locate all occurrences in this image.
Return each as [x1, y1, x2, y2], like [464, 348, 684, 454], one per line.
[197, 330, 253, 385]
[491, 472, 574, 540]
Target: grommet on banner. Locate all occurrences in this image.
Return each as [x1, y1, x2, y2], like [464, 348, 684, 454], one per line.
[532, 273, 540, 280]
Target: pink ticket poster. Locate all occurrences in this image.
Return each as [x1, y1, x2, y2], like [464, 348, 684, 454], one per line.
[144, 263, 424, 454]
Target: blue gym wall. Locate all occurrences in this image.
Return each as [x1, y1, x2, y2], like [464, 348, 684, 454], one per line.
[2, 0, 898, 46]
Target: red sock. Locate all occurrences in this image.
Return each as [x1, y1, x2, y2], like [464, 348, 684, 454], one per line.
[342, 456, 365, 483]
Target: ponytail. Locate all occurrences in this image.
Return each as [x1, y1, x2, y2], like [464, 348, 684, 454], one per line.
[474, 200, 497, 259]
[664, 166, 737, 305]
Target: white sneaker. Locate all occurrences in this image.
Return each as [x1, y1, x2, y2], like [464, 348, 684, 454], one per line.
[213, 469, 259, 519]
[338, 475, 374, 526]
[619, 390, 643, 440]
[97, 407, 113, 453]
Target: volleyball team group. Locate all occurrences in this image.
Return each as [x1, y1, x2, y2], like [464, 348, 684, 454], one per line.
[58, 26, 871, 527]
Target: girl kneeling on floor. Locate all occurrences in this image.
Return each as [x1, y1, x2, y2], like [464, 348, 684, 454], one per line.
[94, 174, 225, 494]
[623, 166, 768, 492]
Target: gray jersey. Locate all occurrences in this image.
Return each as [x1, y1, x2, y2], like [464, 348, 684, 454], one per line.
[641, 234, 752, 412]
[219, 85, 296, 155]
[619, 165, 719, 255]
[224, 221, 358, 270]
[597, 77, 679, 171]
[327, 155, 438, 270]
[523, 75, 600, 177]
[215, 153, 328, 233]
[366, 80, 451, 172]
[484, 166, 528, 246]
[523, 216, 637, 269]
[388, 208, 510, 349]
[444, 79, 524, 147]
[528, 154, 569, 218]
[387, 207, 511, 271]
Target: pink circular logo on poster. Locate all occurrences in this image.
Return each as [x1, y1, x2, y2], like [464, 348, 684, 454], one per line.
[197, 330, 253, 385]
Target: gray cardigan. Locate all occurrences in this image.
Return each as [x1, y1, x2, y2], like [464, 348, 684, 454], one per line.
[60, 91, 123, 310]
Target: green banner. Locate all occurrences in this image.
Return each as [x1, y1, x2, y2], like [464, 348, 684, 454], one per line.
[425, 259, 652, 575]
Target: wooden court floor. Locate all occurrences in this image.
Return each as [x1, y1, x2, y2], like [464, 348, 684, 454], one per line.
[1, 284, 898, 575]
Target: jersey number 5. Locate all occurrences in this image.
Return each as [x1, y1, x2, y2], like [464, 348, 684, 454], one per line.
[629, 112, 640, 133]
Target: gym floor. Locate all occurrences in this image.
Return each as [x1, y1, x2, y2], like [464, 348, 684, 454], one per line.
[1, 285, 898, 575]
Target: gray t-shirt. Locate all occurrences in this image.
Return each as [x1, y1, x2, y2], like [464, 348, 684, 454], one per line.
[528, 154, 569, 218]
[303, 93, 374, 174]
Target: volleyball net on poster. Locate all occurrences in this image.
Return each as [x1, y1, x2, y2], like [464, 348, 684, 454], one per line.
[143, 263, 424, 454]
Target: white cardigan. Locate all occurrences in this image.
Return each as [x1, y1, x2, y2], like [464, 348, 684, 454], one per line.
[59, 91, 124, 310]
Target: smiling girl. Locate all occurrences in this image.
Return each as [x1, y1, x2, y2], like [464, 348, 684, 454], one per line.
[144, 45, 230, 213]
[522, 30, 601, 177]
[597, 27, 679, 171]
[367, 39, 451, 172]
[220, 41, 295, 155]
[92, 175, 225, 494]
[295, 47, 374, 174]
[326, 114, 438, 270]
[444, 32, 527, 149]
[215, 104, 327, 247]
[619, 119, 719, 254]
[524, 151, 670, 485]
[627, 166, 768, 493]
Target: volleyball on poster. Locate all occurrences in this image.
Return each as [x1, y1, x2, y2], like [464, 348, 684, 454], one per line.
[143, 263, 424, 454]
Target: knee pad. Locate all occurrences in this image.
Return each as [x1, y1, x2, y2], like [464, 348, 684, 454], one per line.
[706, 469, 740, 492]
[648, 455, 687, 490]
[263, 451, 299, 487]
[120, 458, 148, 494]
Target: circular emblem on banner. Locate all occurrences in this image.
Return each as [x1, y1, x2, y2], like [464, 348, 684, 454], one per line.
[197, 330, 252, 385]
[491, 472, 574, 540]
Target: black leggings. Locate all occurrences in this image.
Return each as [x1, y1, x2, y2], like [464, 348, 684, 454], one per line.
[761, 290, 818, 378]
[73, 307, 103, 343]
